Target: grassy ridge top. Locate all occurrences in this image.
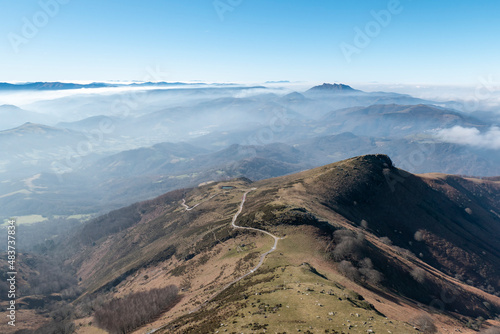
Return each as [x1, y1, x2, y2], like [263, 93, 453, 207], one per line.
[58, 154, 500, 333]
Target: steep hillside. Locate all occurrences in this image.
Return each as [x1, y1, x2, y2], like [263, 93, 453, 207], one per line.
[6, 155, 500, 334]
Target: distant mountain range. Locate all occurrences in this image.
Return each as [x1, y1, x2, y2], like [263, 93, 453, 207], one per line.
[0, 81, 202, 90]
[14, 155, 499, 333]
[2, 82, 500, 333]
[1, 83, 498, 219]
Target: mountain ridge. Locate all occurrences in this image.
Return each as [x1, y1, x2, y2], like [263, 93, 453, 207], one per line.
[307, 83, 359, 92]
[22, 154, 498, 334]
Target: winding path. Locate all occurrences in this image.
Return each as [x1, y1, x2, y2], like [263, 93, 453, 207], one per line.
[188, 187, 282, 312]
[181, 193, 219, 211]
[230, 188, 281, 274]
[146, 188, 281, 333]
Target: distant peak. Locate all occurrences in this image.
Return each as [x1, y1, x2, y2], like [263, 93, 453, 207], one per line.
[11, 122, 58, 131]
[285, 92, 305, 97]
[281, 91, 307, 101]
[0, 104, 22, 110]
[308, 83, 356, 92]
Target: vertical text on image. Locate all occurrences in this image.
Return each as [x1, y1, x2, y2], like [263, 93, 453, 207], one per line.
[6, 219, 17, 327]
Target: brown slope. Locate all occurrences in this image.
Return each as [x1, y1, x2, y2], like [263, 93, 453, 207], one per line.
[246, 155, 500, 315]
[60, 154, 500, 333]
[300, 154, 500, 292]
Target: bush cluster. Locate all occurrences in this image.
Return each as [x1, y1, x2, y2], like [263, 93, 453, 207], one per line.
[95, 285, 179, 333]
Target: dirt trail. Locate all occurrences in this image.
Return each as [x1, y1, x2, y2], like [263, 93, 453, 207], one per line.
[188, 188, 281, 312]
[146, 188, 281, 333]
[181, 193, 219, 211]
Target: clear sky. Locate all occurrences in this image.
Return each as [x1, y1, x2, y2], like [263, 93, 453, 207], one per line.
[0, 0, 499, 85]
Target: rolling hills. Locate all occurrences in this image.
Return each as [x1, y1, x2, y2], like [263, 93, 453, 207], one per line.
[6, 154, 499, 333]
[2, 83, 500, 221]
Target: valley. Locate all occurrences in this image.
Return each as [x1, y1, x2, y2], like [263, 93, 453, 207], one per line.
[1, 83, 499, 334]
[2, 1, 500, 333]
[1, 84, 499, 225]
[3, 155, 499, 333]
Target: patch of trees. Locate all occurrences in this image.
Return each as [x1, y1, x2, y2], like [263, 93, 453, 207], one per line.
[331, 230, 383, 285]
[337, 260, 361, 281]
[3, 250, 81, 333]
[0, 253, 79, 302]
[67, 293, 111, 321]
[0, 218, 81, 253]
[34, 321, 75, 334]
[94, 285, 179, 334]
[331, 229, 497, 319]
[337, 258, 383, 285]
[20, 256, 78, 297]
[77, 204, 142, 245]
[15, 304, 75, 334]
[332, 229, 365, 261]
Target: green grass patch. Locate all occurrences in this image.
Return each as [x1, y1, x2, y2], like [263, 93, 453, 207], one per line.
[3, 215, 47, 225]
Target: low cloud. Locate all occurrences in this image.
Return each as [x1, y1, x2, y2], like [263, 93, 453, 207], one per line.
[356, 83, 500, 114]
[435, 126, 500, 149]
[0, 84, 209, 107]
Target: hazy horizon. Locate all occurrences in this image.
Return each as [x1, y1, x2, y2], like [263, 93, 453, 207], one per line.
[1, 2, 500, 333]
[1, 0, 500, 85]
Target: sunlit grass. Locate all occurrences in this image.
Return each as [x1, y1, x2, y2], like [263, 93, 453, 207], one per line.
[2, 214, 47, 225]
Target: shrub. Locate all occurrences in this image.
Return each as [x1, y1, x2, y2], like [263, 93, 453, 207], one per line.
[332, 230, 365, 261]
[337, 260, 360, 282]
[94, 285, 179, 334]
[410, 267, 426, 284]
[358, 258, 383, 285]
[19, 305, 75, 334]
[411, 314, 438, 334]
[360, 219, 368, 229]
[379, 236, 392, 245]
[34, 321, 75, 334]
[20, 255, 78, 297]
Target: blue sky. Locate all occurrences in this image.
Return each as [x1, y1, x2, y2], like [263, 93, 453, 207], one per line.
[0, 0, 499, 85]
